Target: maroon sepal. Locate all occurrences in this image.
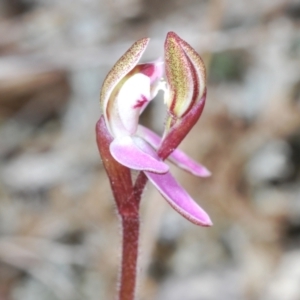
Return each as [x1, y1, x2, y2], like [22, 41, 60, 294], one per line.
[158, 89, 206, 160]
[95, 116, 138, 217]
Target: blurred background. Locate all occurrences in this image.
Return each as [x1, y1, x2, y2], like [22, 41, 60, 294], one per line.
[0, 0, 300, 299]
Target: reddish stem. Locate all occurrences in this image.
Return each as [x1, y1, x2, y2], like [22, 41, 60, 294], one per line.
[96, 117, 139, 300]
[133, 172, 148, 202]
[119, 215, 140, 300]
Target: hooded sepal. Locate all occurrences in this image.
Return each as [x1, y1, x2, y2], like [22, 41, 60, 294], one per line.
[100, 38, 149, 112]
[164, 31, 206, 131]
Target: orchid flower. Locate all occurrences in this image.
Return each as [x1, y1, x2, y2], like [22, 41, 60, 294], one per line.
[96, 32, 212, 300]
[98, 32, 212, 226]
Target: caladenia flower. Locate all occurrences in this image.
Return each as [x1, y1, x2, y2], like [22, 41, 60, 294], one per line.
[96, 32, 212, 300]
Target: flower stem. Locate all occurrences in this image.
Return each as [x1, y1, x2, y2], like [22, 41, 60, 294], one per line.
[134, 172, 148, 201]
[119, 215, 140, 300]
[96, 117, 142, 300]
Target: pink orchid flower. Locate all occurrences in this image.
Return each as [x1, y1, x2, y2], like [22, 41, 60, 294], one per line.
[97, 32, 212, 226]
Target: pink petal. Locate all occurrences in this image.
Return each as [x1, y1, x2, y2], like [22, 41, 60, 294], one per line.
[110, 136, 169, 173]
[138, 125, 211, 177]
[145, 171, 212, 226]
[167, 150, 211, 177]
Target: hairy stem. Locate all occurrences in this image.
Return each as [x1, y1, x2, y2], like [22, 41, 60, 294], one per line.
[96, 117, 142, 300]
[134, 172, 148, 202]
[119, 215, 140, 300]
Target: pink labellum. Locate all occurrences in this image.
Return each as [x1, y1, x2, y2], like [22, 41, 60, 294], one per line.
[167, 149, 211, 177]
[138, 125, 211, 177]
[110, 136, 169, 173]
[145, 170, 212, 226]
